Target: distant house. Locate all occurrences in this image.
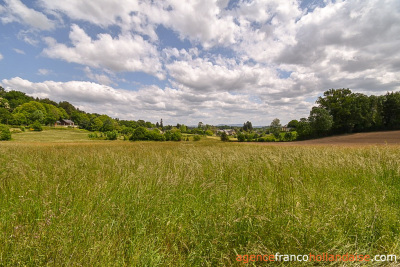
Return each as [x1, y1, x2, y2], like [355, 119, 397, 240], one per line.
[217, 129, 236, 135]
[56, 119, 75, 126]
[280, 126, 292, 132]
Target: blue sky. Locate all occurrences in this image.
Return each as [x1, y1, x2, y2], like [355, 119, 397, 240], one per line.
[0, 0, 399, 125]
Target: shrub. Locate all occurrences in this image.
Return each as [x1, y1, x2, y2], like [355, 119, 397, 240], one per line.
[30, 121, 43, 131]
[237, 133, 245, 142]
[220, 132, 229, 142]
[0, 124, 11, 141]
[130, 127, 148, 141]
[105, 131, 118, 140]
[88, 133, 99, 139]
[193, 135, 201, 141]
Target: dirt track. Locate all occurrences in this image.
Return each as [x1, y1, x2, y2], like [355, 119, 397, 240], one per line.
[293, 130, 400, 145]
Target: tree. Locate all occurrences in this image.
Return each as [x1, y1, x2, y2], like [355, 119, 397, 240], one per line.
[130, 126, 148, 141]
[13, 101, 47, 124]
[90, 117, 103, 131]
[198, 122, 204, 129]
[243, 121, 253, 131]
[287, 119, 299, 128]
[0, 108, 12, 124]
[0, 124, 11, 140]
[270, 118, 281, 139]
[296, 118, 312, 140]
[308, 107, 333, 137]
[58, 101, 77, 117]
[383, 92, 400, 129]
[237, 132, 245, 142]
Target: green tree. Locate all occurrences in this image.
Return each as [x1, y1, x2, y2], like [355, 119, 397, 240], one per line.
[237, 132, 245, 142]
[296, 118, 312, 140]
[58, 101, 77, 117]
[308, 107, 333, 137]
[270, 118, 281, 139]
[0, 108, 12, 124]
[90, 117, 103, 131]
[243, 121, 253, 131]
[383, 92, 400, 129]
[13, 101, 47, 124]
[287, 119, 299, 128]
[130, 127, 149, 141]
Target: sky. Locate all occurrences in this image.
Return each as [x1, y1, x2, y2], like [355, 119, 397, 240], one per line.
[0, 0, 399, 126]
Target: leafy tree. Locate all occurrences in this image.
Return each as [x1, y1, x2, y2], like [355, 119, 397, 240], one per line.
[0, 108, 12, 124]
[58, 101, 77, 117]
[0, 97, 10, 110]
[296, 118, 312, 140]
[4, 90, 34, 110]
[11, 112, 27, 125]
[0, 124, 11, 140]
[90, 117, 103, 131]
[287, 119, 299, 128]
[308, 107, 333, 137]
[270, 118, 281, 139]
[130, 127, 148, 141]
[13, 101, 47, 124]
[243, 121, 253, 131]
[237, 132, 245, 142]
[383, 92, 400, 129]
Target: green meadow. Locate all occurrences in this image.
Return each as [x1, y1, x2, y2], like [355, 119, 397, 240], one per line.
[1, 129, 400, 266]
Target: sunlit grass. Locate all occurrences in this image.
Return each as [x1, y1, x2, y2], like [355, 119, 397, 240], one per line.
[1, 130, 400, 266]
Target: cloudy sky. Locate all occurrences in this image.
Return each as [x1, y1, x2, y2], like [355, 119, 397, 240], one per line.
[0, 0, 399, 125]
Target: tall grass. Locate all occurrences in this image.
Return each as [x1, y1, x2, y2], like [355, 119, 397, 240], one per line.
[1, 140, 400, 266]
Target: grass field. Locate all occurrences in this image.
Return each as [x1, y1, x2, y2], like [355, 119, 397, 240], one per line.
[1, 129, 400, 266]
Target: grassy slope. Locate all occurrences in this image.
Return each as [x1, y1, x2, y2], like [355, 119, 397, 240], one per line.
[1, 129, 400, 266]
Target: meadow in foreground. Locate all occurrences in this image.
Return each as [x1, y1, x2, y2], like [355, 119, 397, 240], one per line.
[1, 130, 400, 266]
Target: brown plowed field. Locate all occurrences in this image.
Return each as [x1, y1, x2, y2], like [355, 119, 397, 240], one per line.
[256, 130, 400, 146]
[295, 130, 400, 145]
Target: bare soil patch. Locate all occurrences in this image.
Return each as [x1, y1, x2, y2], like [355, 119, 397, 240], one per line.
[292, 130, 400, 145]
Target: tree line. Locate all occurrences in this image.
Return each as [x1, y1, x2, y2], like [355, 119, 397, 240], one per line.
[1, 86, 400, 142]
[290, 88, 400, 140]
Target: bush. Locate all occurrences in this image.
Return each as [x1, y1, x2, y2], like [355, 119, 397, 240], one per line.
[130, 127, 148, 141]
[193, 135, 201, 141]
[220, 132, 229, 142]
[237, 133, 245, 142]
[105, 131, 118, 140]
[0, 124, 11, 141]
[30, 121, 43, 131]
[88, 133, 99, 139]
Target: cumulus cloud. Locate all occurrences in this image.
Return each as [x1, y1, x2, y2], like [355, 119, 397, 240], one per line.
[42, 24, 165, 79]
[0, 53, 3, 60]
[0, 0, 54, 30]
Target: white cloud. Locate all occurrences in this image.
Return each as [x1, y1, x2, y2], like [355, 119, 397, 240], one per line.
[84, 67, 115, 86]
[0, 53, 3, 60]
[37, 69, 51, 75]
[1, 76, 307, 125]
[0, 0, 55, 30]
[42, 24, 165, 79]
[13, 48, 25, 54]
